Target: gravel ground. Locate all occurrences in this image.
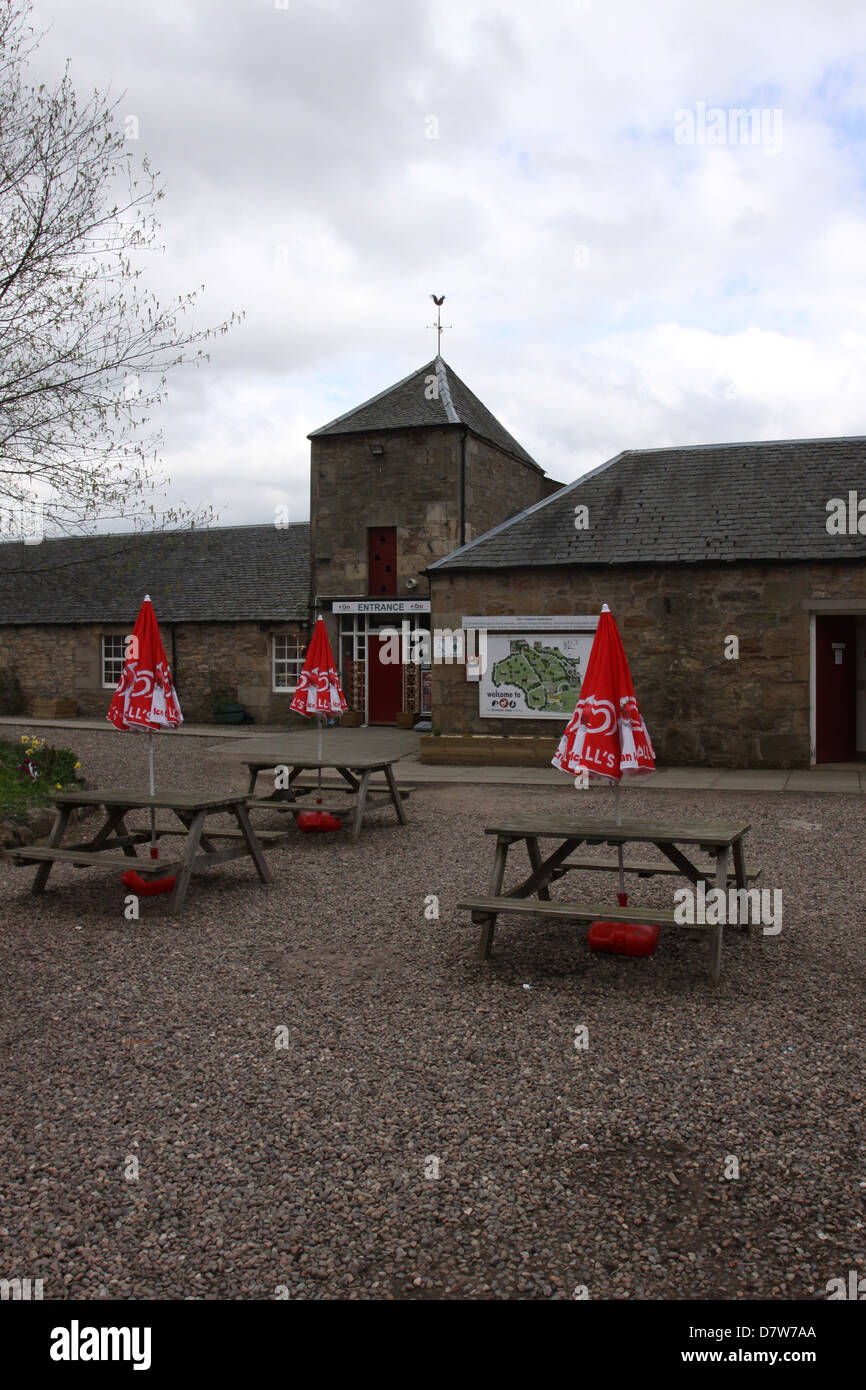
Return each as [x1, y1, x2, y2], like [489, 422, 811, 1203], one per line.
[0, 725, 864, 1301]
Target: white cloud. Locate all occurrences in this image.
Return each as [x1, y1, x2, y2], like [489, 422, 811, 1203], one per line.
[24, 0, 866, 523]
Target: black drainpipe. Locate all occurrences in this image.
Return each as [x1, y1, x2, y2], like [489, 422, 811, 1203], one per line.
[459, 426, 468, 547]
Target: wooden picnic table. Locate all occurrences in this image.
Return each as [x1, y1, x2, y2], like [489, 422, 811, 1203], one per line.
[458, 816, 756, 985]
[9, 789, 274, 914]
[244, 755, 410, 843]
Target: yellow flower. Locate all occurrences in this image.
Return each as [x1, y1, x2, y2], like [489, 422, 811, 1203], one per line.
[74, 762, 81, 770]
[21, 735, 27, 743]
[25, 748, 33, 756]
[55, 782, 63, 790]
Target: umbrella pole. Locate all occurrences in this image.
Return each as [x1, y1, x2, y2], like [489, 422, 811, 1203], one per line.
[148, 731, 157, 858]
[615, 780, 626, 904]
[316, 715, 323, 801]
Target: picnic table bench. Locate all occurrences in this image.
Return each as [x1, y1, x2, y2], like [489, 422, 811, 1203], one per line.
[458, 816, 756, 985]
[8, 789, 274, 914]
[244, 755, 410, 843]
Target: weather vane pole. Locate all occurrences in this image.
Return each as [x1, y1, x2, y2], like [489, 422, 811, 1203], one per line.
[428, 294, 451, 355]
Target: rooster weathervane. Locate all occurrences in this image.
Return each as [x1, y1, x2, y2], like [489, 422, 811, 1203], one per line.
[428, 294, 451, 355]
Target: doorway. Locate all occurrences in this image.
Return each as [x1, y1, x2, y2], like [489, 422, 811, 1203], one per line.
[815, 614, 856, 762]
[367, 623, 403, 724]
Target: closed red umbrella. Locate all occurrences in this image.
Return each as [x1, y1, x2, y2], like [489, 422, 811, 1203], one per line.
[552, 604, 654, 899]
[107, 594, 182, 854]
[290, 617, 347, 803]
[290, 617, 346, 721]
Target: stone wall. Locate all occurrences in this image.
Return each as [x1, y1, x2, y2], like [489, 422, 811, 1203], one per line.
[0, 621, 310, 725]
[311, 426, 557, 603]
[429, 560, 866, 767]
[311, 427, 462, 603]
[464, 435, 556, 540]
[173, 622, 309, 724]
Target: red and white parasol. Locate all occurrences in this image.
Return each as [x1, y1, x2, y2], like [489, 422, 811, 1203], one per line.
[290, 616, 346, 800]
[290, 616, 346, 721]
[552, 604, 654, 899]
[107, 594, 182, 854]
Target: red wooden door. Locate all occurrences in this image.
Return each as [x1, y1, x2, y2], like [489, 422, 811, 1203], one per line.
[368, 528, 397, 596]
[368, 628, 403, 724]
[815, 615, 856, 762]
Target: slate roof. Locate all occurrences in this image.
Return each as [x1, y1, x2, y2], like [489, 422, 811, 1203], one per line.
[430, 436, 866, 570]
[0, 524, 311, 624]
[309, 356, 541, 470]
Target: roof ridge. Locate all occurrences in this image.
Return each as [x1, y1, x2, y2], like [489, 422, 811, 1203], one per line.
[629, 432, 866, 456]
[436, 358, 459, 424]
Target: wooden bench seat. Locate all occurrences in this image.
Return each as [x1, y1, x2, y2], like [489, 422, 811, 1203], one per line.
[9, 847, 186, 873]
[153, 826, 286, 843]
[557, 855, 761, 881]
[458, 895, 682, 929]
[248, 797, 397, 817]
[290, 780, 415, 795]
[457, 894, 730, 985]
[256, 784, 414, 802]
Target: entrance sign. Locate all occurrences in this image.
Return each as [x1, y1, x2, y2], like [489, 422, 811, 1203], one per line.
[332, 599, 430, 615]
[479, 630, 595, 719]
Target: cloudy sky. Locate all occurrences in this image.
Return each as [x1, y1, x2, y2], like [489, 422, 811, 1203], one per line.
[27, 0, 866, 528]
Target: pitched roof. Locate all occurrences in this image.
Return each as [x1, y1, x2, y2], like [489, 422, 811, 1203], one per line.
[0, 524, 311, 624]
[430, 435, 866, 571]
[309, 356, 541, 469]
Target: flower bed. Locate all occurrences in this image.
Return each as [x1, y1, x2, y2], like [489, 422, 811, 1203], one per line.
[0, 733, 82, 822]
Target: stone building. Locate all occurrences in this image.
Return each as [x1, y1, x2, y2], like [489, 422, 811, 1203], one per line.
[309, 355, 560, 723]
[428, 436, 866, 767]
[0, 525, 311, 724]
[0, 354, 560, 726]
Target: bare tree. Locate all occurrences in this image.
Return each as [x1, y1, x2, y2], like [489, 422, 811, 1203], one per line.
[0, 0, 240, 541]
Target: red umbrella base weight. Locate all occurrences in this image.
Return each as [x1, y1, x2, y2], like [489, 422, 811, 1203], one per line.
[588, 921, 660, 957]
[297, 811, 342, 832]
[121, 869, 176, 897]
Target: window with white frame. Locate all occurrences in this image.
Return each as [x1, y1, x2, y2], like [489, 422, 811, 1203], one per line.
[272, 633, 303, 692]
[102, 634, 127, 688]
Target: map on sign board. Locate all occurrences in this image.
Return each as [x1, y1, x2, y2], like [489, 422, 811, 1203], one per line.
[479, 632, 594, 719]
